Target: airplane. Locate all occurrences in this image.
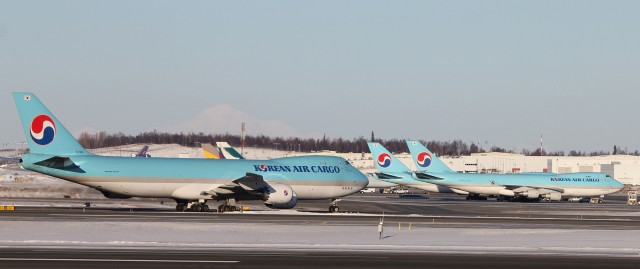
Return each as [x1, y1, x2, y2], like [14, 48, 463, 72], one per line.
[405, 140, 625, 201]
[366, 142, 468, 195]
[11, 92, 368, 213]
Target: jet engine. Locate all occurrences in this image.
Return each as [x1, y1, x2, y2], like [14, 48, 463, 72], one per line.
[522, 189, 539, 199]
[263, 183, 297, 209]
[543, 192, 562, 201]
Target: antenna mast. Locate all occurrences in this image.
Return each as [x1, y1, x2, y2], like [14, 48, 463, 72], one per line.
[241, 122, 246, 156]
[540, 133, 544, 156]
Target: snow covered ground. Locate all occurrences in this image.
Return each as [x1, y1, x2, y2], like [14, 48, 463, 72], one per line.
[1, 218, 639, 257]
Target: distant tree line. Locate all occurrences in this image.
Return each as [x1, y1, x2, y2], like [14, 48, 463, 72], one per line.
[73, 131, 639, 157]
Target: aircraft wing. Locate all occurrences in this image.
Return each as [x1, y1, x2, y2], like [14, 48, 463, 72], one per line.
[205, 173, 269, 199]
[502, 185, 565, 194]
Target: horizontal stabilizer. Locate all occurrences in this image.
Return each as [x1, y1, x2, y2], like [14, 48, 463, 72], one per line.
[413, 172, 444, 180]
[373, 172, 404, 180]
[33, 156, 83, 172]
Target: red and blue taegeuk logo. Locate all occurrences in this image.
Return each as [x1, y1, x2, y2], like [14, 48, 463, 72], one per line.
[377, 153, 392, 168]
[30, 114, 56, 145]
[416, 152, 432, 168]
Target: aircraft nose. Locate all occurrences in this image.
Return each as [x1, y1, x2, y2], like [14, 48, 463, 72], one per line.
[351, 167, 369, 189]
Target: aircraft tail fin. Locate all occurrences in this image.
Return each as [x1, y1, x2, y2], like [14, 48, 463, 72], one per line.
[12, 92, 90, 156]
[202, 143, 222, 159]
[135, 145, 150, 157]
[216, 142, 245, 159]
[405, 140, 454, 173]
[367, 142, 411, 173]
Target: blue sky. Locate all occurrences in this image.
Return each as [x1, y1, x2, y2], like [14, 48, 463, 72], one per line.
[1, 1, 639, 152]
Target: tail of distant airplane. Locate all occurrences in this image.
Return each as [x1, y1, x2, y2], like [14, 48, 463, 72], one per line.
[13, 92, 90, 156]
[202, 143, 222, 159]
[405, 140, 454, 173]
[216, 142, 245, 159]
[134, 145, 151, 157]
[366, 142, 412, 173]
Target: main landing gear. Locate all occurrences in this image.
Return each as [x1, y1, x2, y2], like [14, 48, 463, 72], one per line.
[217, 199, 239, 213]
[329, 199, 340, 213]
[465, 194, 488, 201]
[217, 204, 239, 212]
[175, 201, 210, 212]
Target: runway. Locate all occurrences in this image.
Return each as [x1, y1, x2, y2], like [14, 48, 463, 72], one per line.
[0, 248, 638, 269]
[3, 193, 639, 228]
[1, 192, 640, 268]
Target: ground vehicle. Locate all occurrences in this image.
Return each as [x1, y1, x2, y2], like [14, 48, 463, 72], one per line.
[628, 191, 638, 205]
[394, 189, 409, 194]
[359, 188, 377, 193]
[567, 197, 582, 203]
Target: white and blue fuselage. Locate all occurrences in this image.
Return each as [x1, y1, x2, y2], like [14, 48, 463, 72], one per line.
[417, 172, 623, 198]
[21, 154, 367, 201]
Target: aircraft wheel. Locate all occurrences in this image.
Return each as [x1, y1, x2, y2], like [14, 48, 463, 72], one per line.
[218, 205, 224, 212]
[176, 204, 186, 212]
[224, 205, 231, 212]
[329, 206, 339, 213]
[191, 204, 202, 212]
[201, 205, 209, 212]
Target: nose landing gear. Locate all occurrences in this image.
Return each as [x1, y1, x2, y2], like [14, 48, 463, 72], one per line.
[329, 199, 340, 213]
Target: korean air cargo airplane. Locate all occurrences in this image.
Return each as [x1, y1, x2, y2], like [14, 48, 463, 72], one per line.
[405, 140, 624, 201]
[11, 92, 368, 213]
[366, 142, 468, 195]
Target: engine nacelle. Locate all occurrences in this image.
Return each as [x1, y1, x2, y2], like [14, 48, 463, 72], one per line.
[543, 192, 562, 201]
[263, 183, 297, 209]
[100, 190, 132, 199]
[525, 189, 539, 199]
